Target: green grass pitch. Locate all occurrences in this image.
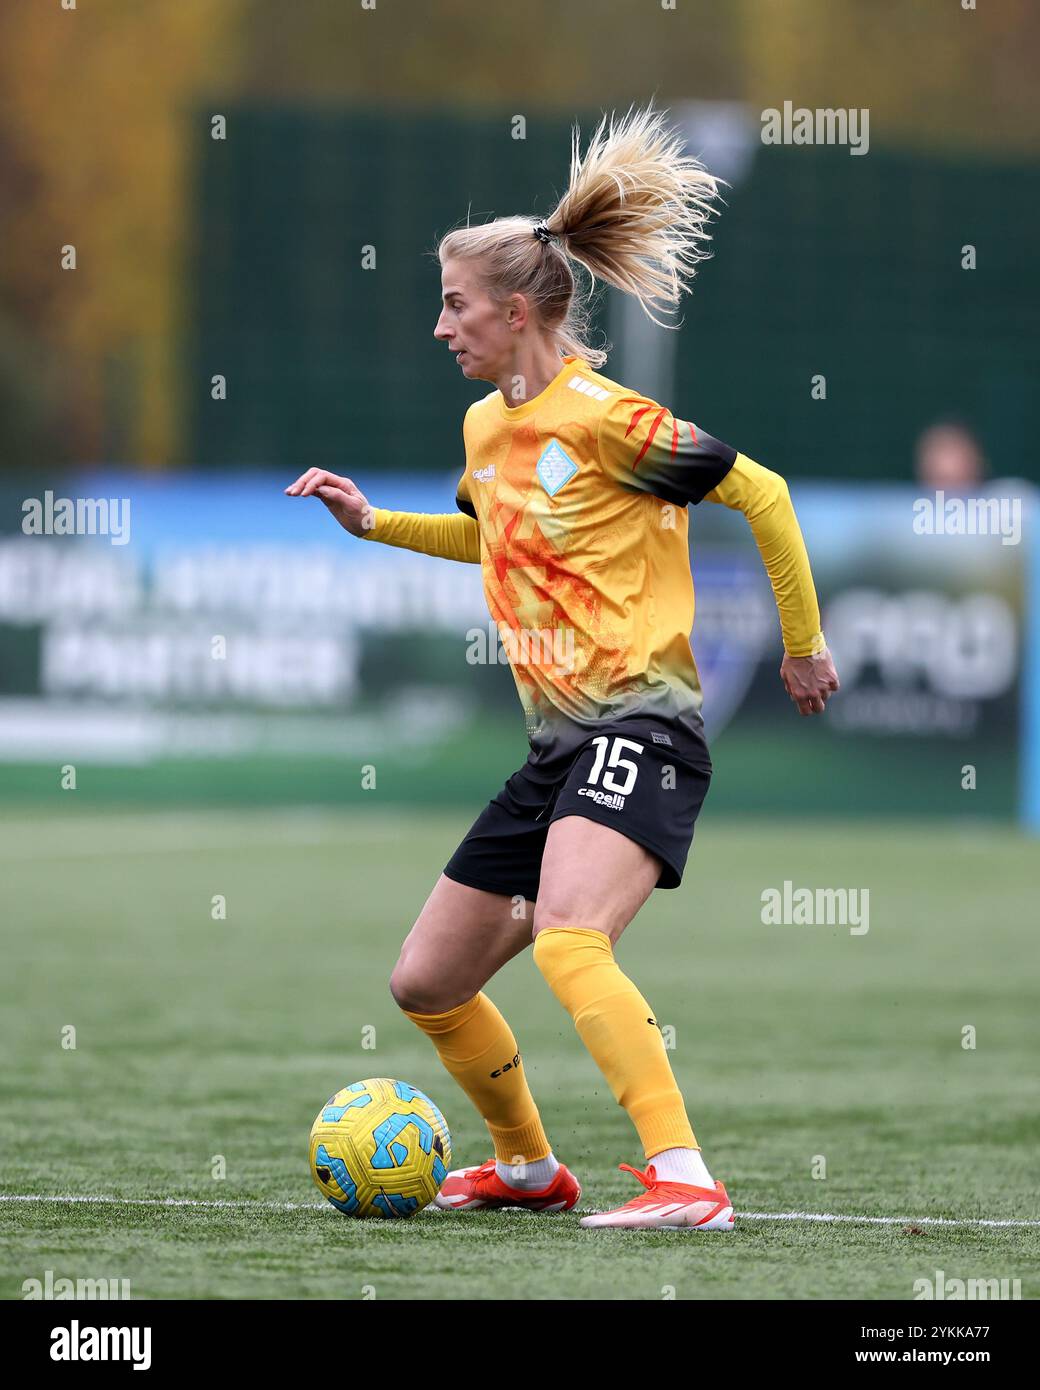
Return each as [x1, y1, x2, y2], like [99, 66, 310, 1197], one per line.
[1, 806, 1037, 1300]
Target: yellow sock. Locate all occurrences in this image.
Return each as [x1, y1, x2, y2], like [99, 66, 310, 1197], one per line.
[533, 926, 698, 1159]
[401, 993, 552, 1165]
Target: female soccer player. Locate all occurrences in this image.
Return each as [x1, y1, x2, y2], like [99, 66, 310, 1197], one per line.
[286, 104, 839, 1230]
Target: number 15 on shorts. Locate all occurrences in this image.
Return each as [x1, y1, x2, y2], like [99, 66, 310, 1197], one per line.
[586, 735, 644, 797]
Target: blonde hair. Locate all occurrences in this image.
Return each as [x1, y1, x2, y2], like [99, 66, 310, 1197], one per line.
[436, 102, 723, 369]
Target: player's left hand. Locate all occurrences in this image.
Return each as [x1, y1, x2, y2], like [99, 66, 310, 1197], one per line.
[780, 647, 840, 716]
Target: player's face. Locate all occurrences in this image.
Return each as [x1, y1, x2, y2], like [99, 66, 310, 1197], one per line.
[434, 258, 513, 381]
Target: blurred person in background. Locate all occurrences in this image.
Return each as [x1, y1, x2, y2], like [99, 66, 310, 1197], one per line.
[914, 421, 987, 492]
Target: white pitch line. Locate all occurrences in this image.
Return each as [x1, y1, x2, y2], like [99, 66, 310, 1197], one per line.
[2, 1194, 1039, 1229]
[0, 1194, 327, 1211]
[736, 1210, 1040, 1229]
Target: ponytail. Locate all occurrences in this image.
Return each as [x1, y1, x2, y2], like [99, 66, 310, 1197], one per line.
[437, 102, 723, 368]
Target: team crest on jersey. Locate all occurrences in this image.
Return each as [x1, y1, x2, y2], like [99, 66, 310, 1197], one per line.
[535, 440, 579, 497]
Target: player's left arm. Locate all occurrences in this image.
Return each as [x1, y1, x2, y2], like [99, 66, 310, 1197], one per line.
[703, 453, 839, 716]
[599, 394, 839, 716]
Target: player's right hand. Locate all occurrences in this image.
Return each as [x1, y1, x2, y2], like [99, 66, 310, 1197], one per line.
[284, 468, 375, 538]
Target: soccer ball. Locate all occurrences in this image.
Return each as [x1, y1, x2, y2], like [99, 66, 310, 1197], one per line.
[309, 1078, 452, 1218]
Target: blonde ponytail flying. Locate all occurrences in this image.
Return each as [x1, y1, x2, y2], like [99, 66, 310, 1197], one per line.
[437, 102, 723, 368]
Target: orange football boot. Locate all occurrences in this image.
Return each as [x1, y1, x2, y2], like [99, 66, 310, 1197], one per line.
[579, 1163, 734, 1230]
[433, 1158, 581, 1212]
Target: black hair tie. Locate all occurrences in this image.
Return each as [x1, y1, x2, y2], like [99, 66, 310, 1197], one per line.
[532, 222, 556, 245]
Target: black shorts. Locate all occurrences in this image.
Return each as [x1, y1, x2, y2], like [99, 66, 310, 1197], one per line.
[443, 718, 712, 902]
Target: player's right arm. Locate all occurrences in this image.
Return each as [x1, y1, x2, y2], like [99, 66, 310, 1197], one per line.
[284, 467, 481, 564]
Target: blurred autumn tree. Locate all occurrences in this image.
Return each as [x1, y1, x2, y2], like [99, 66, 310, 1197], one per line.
[0, 0, 249, 469]
[0, 0, 1036, 469]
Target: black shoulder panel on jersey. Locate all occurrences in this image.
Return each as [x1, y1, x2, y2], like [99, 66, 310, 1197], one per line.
[687, 431, 737, 505]
[635, 430, 737, 509]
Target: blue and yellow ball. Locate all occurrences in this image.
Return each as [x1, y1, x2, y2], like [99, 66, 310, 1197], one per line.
[309, 1078, 452, 1218]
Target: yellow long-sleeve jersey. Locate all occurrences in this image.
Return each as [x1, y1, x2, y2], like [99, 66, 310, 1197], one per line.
[363, 354, 825, 779]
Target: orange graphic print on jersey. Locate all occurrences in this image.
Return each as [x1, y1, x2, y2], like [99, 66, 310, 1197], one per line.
[455, 356, 736, 775]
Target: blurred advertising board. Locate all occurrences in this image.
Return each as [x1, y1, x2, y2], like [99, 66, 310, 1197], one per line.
[0, 474, 1035, 824]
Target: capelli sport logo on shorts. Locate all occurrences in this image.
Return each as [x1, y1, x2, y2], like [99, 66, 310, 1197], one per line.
[578, 786, 626, 811]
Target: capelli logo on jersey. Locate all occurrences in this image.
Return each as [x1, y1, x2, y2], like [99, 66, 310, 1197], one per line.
[577, 787, 626, 811]
[471, 463, 495, 483]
